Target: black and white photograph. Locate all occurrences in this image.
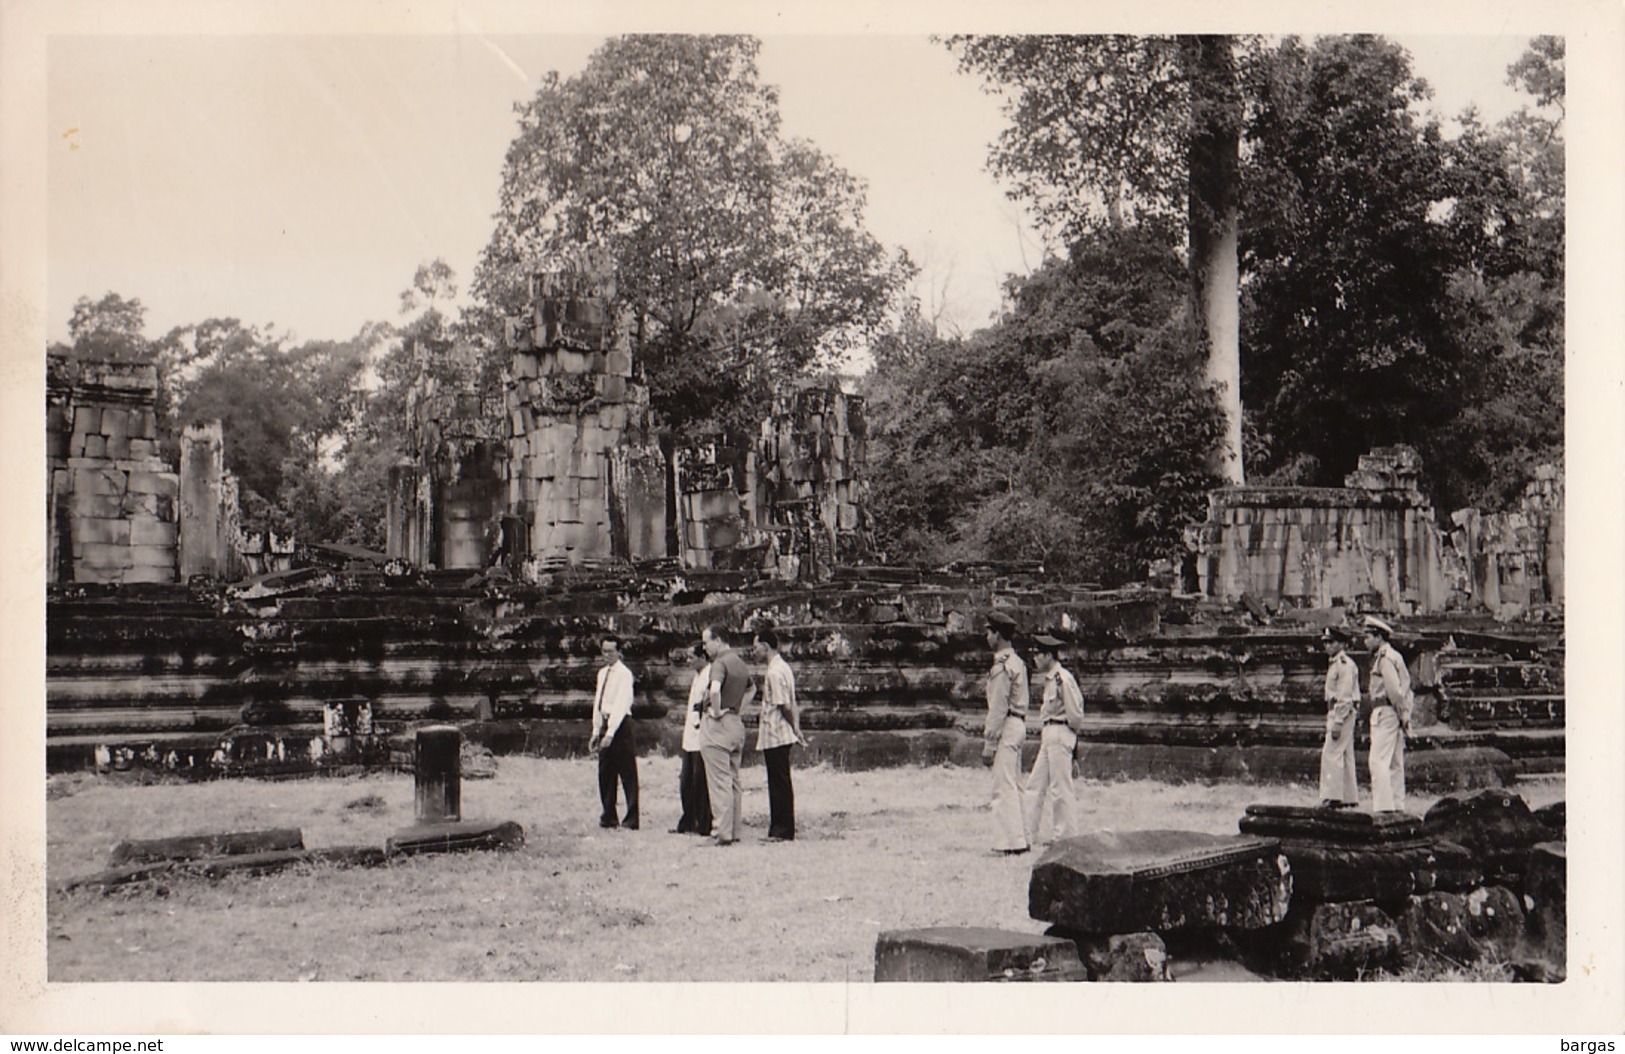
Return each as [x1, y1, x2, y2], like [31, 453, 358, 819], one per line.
[3, 0, 1622, 1039]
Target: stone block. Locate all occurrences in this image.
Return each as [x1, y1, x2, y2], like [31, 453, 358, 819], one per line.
[128, 543, 178, 569]
[1424, 790, 1549, 883]
[99, 407, 131, 439]
[73, 406, 101, 436]
[688, 488, 738, 522]
[1415, 840, 1484, 893]
[1239, 804, 1425, 844]
[1068, 932, 1171, 982]
[874, 927, 1086, 982]
[120, 564, 177, 585]
[105, 434, 131, 459]
[75, 517, 132, 547]
[1397, 891, 1483, 966]
[1462, 884, 1525, 958]
[1269, 901, 1402, 979]
[130, 519, 177, 547]
[1028, 830, 1291, 935]
[71, 488, 123, 520]
[127, 471, 178, 497]
[76, 542, 134, 570]
[134, 409, 157, 439]
[1521, 841, 1565, 974]
[385, 819, 525, 857]
[606, 349, 632, 377]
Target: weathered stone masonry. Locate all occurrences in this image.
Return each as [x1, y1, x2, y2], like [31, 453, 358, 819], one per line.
[1187, 446, 1564, 618]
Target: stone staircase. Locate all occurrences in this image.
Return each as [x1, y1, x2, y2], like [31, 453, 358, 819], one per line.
[45, 575, 1564, 788]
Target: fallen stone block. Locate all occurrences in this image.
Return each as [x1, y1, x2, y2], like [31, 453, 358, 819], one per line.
[1262, 842, 1433, 904]
[1461, 885, 1526, 961]
[195, 846, 388, 878]
[1267, 901, 1403, 980]
[109, 827, 305, 866]
[1533, 800, 1565, 837]
[1067, 931, 1171, 982]
[386, 819, 525, 857]
[1398, 891, 1485, 968]
[1415, 840, 1484, 894]
[60, 845, 385, 893]
[874, 927, 1086, 982]
[1028, 830, 1291, 935]
[1424, 790, 1549, 884]
[1521, 841, 1565, 979]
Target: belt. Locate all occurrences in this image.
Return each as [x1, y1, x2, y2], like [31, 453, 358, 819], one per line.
[1372, 702, 1395, 710]
[1044, 719, 1069, 726]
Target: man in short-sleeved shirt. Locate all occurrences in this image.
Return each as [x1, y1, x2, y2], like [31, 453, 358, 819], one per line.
[699, 626, 755, 846]
[755, 627, 806, 842]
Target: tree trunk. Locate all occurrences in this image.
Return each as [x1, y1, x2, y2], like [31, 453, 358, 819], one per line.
[1184, 35, 1244, 484]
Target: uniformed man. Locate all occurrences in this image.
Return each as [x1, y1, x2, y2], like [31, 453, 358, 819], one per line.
[983, 611, 1030, 856]
[1023, 632, 1085, 846]
[1317, 626, 1360, 808]
[1361, 614, 1413, 813]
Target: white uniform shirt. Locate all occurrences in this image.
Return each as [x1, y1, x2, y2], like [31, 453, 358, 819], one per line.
[682, 663, 712, 753]
[592, 659, 635, 743]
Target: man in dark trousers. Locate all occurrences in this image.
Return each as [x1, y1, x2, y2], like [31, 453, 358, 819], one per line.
[673, 642, 713, 835]
[754, 626, 807, 842]
[587, 633, 638, 830]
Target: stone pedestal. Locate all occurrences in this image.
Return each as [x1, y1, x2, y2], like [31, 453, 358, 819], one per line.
[1239, 804, 1434, 903]
[874, 927, 1086, 982]
[414, 725, 462, 822]
[1028, 830, 1291, 935]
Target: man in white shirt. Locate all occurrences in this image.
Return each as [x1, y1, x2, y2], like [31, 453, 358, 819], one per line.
[1318, 626, 1361, 808]
[754, 627, 806, 842]
[1361, 615, 1412, 813]
[588, 633, 639, 830]
[1023, 633, 1085, 846]
[672, 643, 713, 835]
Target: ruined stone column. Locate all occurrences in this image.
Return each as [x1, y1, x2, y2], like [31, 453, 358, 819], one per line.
[179, 421, 227, 579]
[414, 725, 462, 822]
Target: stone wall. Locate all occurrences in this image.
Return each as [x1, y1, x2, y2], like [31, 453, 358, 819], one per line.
[1448, 466, 1564, 618]
[47, 357, 177, 584]
[752, 385, 872, 580]
[1187, 447, 1563, 618]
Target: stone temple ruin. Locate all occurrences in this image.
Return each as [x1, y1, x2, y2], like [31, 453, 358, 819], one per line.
[44, 266, 1564, 813]
[383, 268, 872, 579]
[43, 263, 1567, 983]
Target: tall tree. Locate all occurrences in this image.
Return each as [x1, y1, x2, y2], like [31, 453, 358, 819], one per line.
[473, 35, 911, 442]
[58, 292, 153, 363]
[864, 225, 1223, 582]
[944, 34, 1246, 481]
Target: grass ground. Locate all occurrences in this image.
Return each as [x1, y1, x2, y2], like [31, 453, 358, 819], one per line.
[43, 758, 1564, 983]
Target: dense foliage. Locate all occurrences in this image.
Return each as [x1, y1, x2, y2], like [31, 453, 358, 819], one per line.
[54, 35, 1561, 579]
[471, 34, 912, 440]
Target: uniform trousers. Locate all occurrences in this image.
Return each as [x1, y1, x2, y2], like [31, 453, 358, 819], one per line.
[676, 749, 712, 835]
[1024, 723, 1078, 844]
[596, 719, 639, 828]
[1369, 706, 1407, 812]
[699, 713, 745, 843]
[763, 744, 795, 840]
[1318, 709, 1359, 803]
[989, 715, 1029, 852]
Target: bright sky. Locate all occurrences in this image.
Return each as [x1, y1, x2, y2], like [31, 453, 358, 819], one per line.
[47, 33, 1535, 348]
